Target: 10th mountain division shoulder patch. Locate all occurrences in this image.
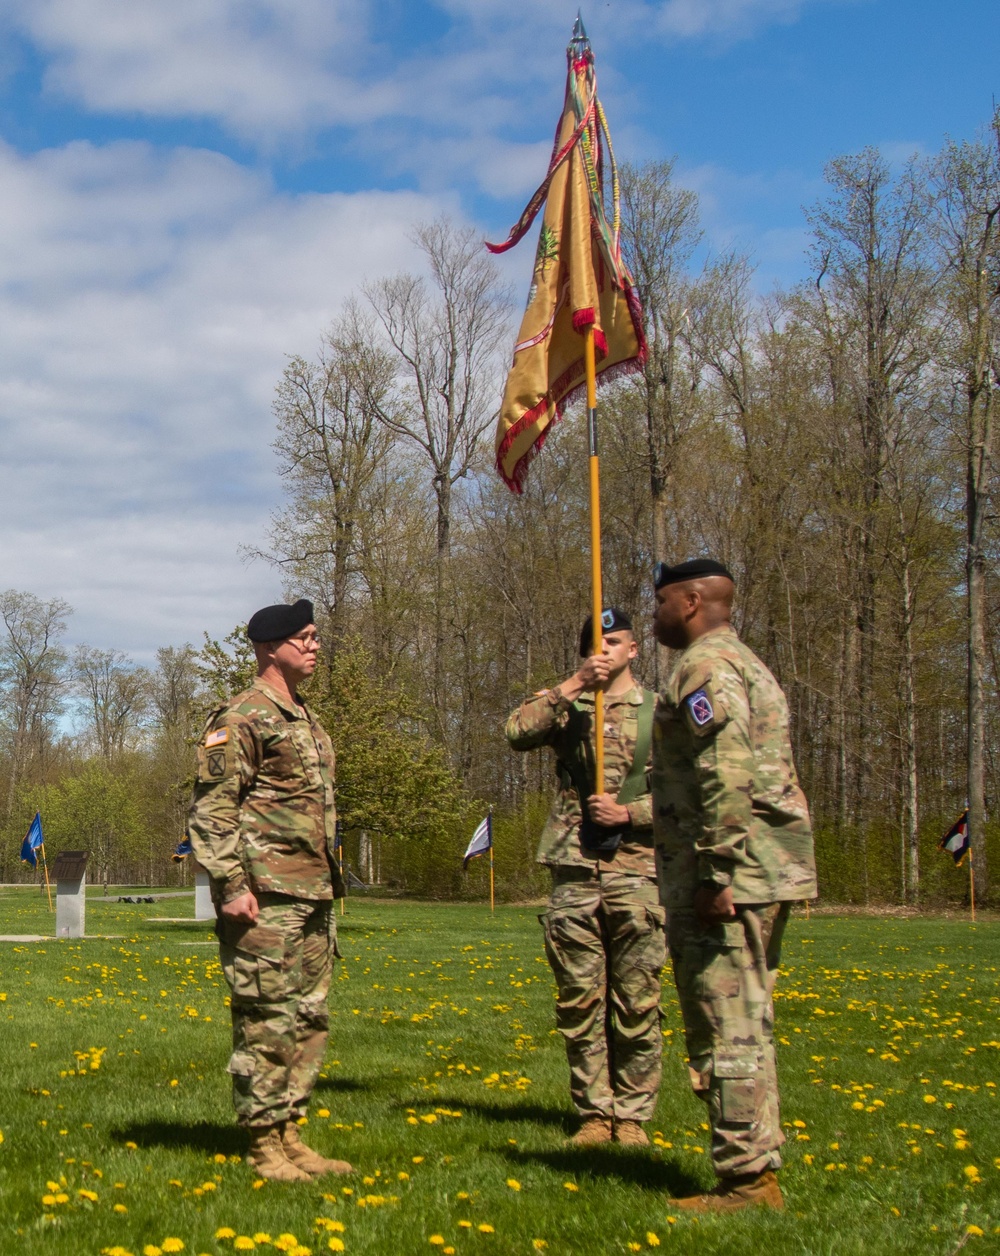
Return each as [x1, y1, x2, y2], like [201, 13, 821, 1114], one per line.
[685, 688, 714, 727]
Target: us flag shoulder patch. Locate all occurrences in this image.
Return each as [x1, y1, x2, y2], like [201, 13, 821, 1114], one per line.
[685, 689, 714, 727]
[205, 727, 229, 748]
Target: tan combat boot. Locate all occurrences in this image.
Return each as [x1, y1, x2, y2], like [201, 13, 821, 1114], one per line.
[671, 1169, 784, 1213]
[569, 1117, 613, 1146]
[282, 1121, 353, 1177]
[246, 1126, 312, 1183]
[614, 1120, 649, 1147]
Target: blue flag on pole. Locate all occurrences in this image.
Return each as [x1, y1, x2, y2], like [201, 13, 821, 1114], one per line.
[463, 815, 492, 870]
[172, 835, 193, 863]
[20, 812, 43, 868]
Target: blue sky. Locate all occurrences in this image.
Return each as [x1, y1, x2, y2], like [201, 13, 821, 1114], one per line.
[0, 0, 996, 660]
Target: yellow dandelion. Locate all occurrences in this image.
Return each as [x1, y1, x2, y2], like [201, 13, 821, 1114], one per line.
[478, 1225, 494, 1234]
[143, 1248, 163, 1256]
[114, 1203, 128, 1213]
[563, 1182, 579, 1192]
[214, 1153, 228, 1164]
[647, 1235, 660, 1248]
[161, 1242, 185, 1254]
[328, 1242, 345, 1254]
[429, 1238, 445, 1247]
[233, 1241, 255, 1252]
[923, 1095, 937, 1104]
[215, 1229, 236, 1240]
[458, 1222, 472, 1229]
[967, 1225, 984, 1237]
[506, 1179, 521, 1191]
[532, 1244, 547, 1252]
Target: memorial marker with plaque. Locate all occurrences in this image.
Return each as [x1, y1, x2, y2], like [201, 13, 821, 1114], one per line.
[52, 850, 88, 939]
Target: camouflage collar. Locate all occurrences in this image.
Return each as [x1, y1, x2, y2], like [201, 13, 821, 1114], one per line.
[250, 677, 310, 720]
[575, 682, 646, 709]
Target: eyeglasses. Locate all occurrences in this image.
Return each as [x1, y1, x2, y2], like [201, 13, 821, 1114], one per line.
[288, 633, 321, 651]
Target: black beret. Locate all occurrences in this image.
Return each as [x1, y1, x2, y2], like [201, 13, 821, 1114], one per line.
[579, 607, 633, 657]
[247, 598, 315, 643]
[654, 558, 734, 589]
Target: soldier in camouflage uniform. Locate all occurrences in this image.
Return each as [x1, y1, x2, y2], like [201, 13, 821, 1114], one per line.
[650, 559, 817, 1212]
[506, 609, 665, 1147]
[188, 598, 352, 1183]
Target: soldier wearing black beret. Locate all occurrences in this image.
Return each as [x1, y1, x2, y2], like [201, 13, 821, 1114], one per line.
[506, 606, 664, 1147]
[189, 599, 353, 1182]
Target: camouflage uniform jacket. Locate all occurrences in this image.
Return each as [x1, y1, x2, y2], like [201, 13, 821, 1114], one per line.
[506, 683, 656, 875]
[188, 678, 344, 904]
[652, 626, 817, 907]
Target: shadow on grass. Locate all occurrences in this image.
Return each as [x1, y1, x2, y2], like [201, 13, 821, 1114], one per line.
[314, 1076, 370, 1094]
[429, 1098, 572, 1131]
[504, 1145, 705, 1196]
[111, 1120, 246, 1156]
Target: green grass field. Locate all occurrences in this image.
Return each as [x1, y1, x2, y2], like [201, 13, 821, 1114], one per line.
[0, 889, 998, 1255]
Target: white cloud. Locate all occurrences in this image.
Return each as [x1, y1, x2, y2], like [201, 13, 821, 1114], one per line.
[0, 137, 442, 658]
[3, 0, 836, 150]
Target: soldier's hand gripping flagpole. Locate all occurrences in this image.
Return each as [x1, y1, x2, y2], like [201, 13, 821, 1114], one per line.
[487, 10, 647, 788]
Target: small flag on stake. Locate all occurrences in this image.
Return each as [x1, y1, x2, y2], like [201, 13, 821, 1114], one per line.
[463, 815, 492, 870]
[938, 809, 970, 865]
[20, 812, 44, 868]
[172, 834, 193, 863]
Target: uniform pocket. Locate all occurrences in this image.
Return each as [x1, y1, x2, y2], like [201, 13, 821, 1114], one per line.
[226, 1050, 255, 1078]
[687, 922, 746, 1000]
[714, 1051, 758, 1124]
[223, 947, 284, 1002]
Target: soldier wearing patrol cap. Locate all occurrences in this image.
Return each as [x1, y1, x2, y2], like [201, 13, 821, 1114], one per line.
[651, 559, 817, 1212]
[506, 608, 664, 1146]
[188, 598, 352, 1183]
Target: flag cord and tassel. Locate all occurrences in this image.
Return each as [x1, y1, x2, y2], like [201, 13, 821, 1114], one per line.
[585, 326, 605, 791]
[40, 844, 53, 912]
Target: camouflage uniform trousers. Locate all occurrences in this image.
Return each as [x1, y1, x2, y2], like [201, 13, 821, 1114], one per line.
[541, 867, 666, 1121]
[667, 902, 791, 1178]
[219, 893, 337, 1128]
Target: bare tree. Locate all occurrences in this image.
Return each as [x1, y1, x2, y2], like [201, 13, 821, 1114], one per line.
[74, 646, 151, 761]
[256, 305, 398, 643]
[0, 589, 71, 827]
[366, 218, 512, 735]
[804, 149, 936, 858]
[933, 110, 1000, 898]
[620, 159, 703, 680]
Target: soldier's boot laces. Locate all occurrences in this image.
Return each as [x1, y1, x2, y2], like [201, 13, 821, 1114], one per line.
[614, 1120, 649, 1147]
[246, 1126, 312, 1183]
[672, 1169, 784, 1213]
[282, 1121, 353, 1177]
[569, 1117, 613, 1146]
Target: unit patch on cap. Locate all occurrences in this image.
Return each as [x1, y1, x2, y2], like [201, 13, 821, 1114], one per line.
[685, 689, 715, 728]
[600, 608, 615, 630]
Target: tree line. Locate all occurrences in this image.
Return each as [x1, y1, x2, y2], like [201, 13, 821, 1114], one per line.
[5, 110, 999, 905]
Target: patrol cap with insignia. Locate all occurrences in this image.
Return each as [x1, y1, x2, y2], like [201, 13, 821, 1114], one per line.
[653, 558, 734, 589]
[579, 607, 633, 657]
[247, 598, 315, 643]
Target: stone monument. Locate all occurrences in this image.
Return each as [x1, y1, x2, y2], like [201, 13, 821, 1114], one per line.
[193, 861, 214, 921]
[53, 850, 88, 939]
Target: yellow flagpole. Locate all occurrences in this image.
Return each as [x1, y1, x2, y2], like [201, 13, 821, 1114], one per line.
[585, 327, 604, 793]
[488, 808, 495, 914]
[39, 843, 53, 912]
[968, 848, 976, 923]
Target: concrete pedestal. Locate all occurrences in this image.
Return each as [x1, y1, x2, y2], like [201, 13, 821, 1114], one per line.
[194, 866, 214, 921]
[53, 851, 88, 939]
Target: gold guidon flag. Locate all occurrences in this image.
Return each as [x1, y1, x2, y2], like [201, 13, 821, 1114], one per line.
[487, 18, 646, 492]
